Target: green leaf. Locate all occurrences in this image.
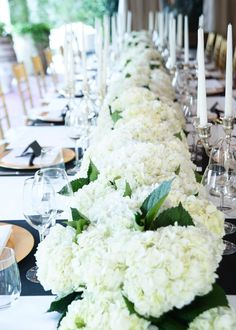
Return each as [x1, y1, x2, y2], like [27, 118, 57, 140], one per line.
[194, 171, 203, 183]
[175, 165, 181, 175]
[87, 160, 100, 182]
[125, 73, 131, 78]
[48, 291, 83, 327]
[58, 160, 99, 195]
[142, 85, 150, 90]
[150, 64, 160, 70]
[141, 179, 173, 229]
[123, 181, 132, 197]
[172, 283, 228, 324]
[150, 202, 194, 230]
[48, 291, 82, 314]
[174, 132, 182, 141]
[109, 106, 123, 123]
[134, 212, 145, 230]
[66, 208, 90, 234]
[59, 178, 88, 195]
[125, 59, 131, 66]
[109, 176, 121, 190]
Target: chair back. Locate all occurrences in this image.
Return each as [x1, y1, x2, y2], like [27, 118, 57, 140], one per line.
[32, 55, 47, 98]
[218, 39, 227, 71]
[12, 63, 33, 116]
[205, 32, 215, 59]
[44, 48, 58, 90]
[213, 34, 223, 67]
[0, 85, 10, 139]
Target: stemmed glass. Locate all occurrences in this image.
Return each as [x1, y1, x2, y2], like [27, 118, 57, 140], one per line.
[65, 102, 89, 175]
[34, 168, 73, 224]
[202, 164, 236, 255]
[23, 176, 57, 282]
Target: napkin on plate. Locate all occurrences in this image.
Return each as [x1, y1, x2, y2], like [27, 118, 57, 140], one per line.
[0, 225, 12, 250]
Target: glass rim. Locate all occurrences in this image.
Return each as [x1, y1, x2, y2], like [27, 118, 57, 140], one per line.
[0, 247, 15, 264]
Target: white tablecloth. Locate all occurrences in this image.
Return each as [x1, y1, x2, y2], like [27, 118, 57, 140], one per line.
[1, 295, 236, 330]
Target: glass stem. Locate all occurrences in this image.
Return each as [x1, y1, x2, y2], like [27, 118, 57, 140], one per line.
[75, 139, 80, 165]
[38, 229, 44, 243]
[220, 192, 224, 210]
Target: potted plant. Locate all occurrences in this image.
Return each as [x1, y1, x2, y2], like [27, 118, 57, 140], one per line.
[12, 22, 50, 73]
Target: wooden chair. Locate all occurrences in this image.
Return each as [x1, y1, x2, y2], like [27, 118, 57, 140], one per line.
[205, 32, 215, 59]
[218, 39, 227, 71]
[44, 48, 58, 90]
[12, 63, 33, 116]
[233, 46, 236, 76]
[0, 85, 10, 139]
[213, 34, 223, 68]
[31, 55, 47, 99]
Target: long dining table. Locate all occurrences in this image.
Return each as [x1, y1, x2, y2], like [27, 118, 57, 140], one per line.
[1, 88, 236, 329]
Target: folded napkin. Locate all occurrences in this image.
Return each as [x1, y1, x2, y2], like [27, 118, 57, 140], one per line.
[2, 141, 42, 166]
[0, 225, 12, 251]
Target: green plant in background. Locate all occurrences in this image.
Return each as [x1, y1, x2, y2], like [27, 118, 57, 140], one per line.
[0, 22, 6, 37]
[13, 23, 50, 45]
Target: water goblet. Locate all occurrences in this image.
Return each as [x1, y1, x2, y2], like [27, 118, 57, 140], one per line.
[23, 176, 57, 282]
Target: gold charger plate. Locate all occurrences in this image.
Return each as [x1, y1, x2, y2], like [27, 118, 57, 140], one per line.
[207, 87, 225, 96]
[0, 223, 34, 263]
[36, 111, 64, 123]
[0, 148, 75, 170]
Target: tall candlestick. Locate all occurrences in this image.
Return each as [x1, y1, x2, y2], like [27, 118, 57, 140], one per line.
[164, 12, 169, 41]
[197, 28, 207, 126]
[177, 14, 183, 48]
[155, 11, 158, 31]
[148, 11, 154, 32]
[198, 14, 204, 29]
[112, 15, 117, 51]
[172, 18, 176, 66]
[97, 20, 103, 95]
[184, 16, 189, 64]
[127, 11, 132, 33]
[81, 24, 87, 90]
[168, 14, 173, 53]
[225, 24, 233, 118]
[158, 12, 164, 47]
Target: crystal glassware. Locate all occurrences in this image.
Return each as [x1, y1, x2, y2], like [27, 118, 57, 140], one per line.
[0, 247, 21, 310]
[23, 176, 57, 282]
[202, 164, 236, 255]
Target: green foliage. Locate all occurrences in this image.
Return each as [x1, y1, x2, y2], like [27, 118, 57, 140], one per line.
[48, 291, 83, 326]
[66, 208, 90, 235]
[14, 23, 50, 44]
[174, 132, 183, 141]
[123, 181, 132, 198]
[123, 284, 228, 329]
[9, 0, 30, 25]
[59, 160, 100, 195]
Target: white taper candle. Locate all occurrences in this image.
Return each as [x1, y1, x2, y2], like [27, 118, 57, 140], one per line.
[127, 11, 132, 33]
[184, 16, 189, 64]
[177, 14, 183, 48]
[225, 24, 233, 118]
[197, 27, 208, 126]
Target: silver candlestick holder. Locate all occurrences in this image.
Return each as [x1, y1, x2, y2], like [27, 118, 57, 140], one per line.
[222, 116, 235, 140]
[196, 122, 212, 156]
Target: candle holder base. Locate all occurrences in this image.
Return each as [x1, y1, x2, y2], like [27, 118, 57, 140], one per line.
[196, 123, 212, 156]
[222, 117, 235, 140]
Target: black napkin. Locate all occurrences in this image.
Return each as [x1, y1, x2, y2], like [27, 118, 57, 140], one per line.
[19, 141, 42, 166]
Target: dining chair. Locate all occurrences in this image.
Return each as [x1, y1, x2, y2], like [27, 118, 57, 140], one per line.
[213, 34, 223, 68]
[233, 46, 236, 77]
[218, 39, 227, 71]
[0, 85, 10, 139]
[31, 55, 47, 99]
[44, 48, 58, 90]
[12, 62, 33, 116]
[205, 32, 215, 59]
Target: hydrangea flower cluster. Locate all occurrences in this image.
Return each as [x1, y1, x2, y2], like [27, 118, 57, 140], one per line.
[36, 31, 235, 329]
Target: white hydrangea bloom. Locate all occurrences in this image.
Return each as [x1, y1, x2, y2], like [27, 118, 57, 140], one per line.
[36, 225, 76, 296]
[123, 226, 224, 318]
[59, 291, 151, 330]
[188, 307, 236, 330]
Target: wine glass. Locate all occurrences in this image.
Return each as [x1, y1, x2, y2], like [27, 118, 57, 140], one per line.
[34, 168, 73, 224]
[65, 101, 89, 175]
[0, 247, 21, 310]
[23, 176, 57, 282]
[202, 164, 236, 255]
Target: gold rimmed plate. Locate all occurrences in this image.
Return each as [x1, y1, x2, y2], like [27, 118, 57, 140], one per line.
[0, 223, 34, 263]
[0, 148, 75, 170]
